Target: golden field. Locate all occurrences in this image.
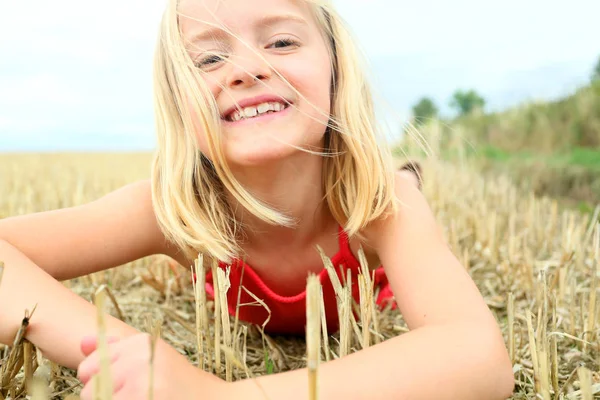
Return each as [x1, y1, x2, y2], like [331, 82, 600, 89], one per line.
[0, 152, 599, 399]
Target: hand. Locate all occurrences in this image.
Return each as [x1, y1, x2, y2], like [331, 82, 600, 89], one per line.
[77, 333, 226, 400]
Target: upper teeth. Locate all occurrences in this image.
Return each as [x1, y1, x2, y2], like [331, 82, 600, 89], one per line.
[228, 102, 287, 121]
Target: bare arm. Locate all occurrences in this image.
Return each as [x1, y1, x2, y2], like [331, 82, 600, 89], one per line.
[0, 179, 181, 281]
[0, 240, 138, 369]
[0, 180, 183, 369]
[226, 176, 514, 400]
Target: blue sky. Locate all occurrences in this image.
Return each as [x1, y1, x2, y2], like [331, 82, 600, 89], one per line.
[0, 0, 599, 151]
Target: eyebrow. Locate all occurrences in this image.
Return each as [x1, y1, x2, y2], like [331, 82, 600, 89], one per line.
[188, 14, 309, 44]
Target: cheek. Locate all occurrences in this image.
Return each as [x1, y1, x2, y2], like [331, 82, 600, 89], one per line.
[287, 63, 332, 119]
[183, 82, 221, 157]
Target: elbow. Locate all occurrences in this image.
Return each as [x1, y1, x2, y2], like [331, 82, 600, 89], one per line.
[454, 322, 515, 399]
[480, 328, 515, 400]
[493, 356, 515, 400]
[497, 357, 515, 400]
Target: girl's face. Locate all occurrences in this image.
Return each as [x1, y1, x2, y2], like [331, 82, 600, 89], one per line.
[179, 0, 333, 167]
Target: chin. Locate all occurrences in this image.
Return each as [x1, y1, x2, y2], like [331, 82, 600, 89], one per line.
[225, 142, 301, 168]
[224, 127, 327, 168]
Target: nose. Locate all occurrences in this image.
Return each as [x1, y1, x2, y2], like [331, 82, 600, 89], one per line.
[225, 46, 272, 89]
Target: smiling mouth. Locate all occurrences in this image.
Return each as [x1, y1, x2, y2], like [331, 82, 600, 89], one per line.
[224, 101, 291, 122]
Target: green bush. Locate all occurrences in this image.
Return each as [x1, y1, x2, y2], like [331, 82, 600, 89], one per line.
[447, 82, 600, 153]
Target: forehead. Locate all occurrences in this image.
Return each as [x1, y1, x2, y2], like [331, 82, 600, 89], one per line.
[178, 0, 316, 36]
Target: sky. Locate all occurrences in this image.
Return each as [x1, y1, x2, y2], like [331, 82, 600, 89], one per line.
[0, 0, 599, 151]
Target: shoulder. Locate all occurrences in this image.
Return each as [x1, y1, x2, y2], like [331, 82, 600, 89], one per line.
[362, 171, 444, 256]
[350, 168, 436, 268]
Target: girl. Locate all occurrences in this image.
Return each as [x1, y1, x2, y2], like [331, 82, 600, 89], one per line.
[0, 0, 514, 399]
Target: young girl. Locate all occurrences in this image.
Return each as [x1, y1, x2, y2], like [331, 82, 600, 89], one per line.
[0, 0, 514, 398]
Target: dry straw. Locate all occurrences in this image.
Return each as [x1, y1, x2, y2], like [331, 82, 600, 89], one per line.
[306, 274, 322, 400]
[2, 154, 600, 399]
[93, 287, 113, 400]
[192, 254, 211, 372]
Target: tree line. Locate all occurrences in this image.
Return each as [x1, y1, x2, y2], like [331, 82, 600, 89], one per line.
[411, 54, 600, 126]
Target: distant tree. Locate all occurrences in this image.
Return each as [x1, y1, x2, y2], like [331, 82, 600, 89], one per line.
[411, 97, 439, 125]
[450, 89, 486, 116]
[593, 55, 600, 81]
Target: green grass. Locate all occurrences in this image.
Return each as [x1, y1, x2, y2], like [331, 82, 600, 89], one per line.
[558, 147, 600, 169]
[422, 144, 600, 211]
[436, 80, 600, 154]
[444, 144, 600, 170]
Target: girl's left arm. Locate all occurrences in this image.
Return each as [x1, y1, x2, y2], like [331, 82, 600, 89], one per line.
[226, 176, 514, 400]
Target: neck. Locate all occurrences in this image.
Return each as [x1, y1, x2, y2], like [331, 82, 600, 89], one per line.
[226, 152, 336, 252]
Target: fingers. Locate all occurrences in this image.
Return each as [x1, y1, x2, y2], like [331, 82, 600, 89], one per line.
[79, 361, 129, 400]
[77, 344, 120, 385]
[81, 335, 120, 356]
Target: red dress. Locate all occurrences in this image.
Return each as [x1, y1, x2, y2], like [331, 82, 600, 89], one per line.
[204, 226, 396, 335]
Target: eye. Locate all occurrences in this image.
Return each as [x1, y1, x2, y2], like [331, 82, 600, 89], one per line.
[268, 37, 300, 49]
[194, 52, 227, 69]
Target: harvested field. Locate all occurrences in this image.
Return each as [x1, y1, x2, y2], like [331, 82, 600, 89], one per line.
[0, 153, 599, 399]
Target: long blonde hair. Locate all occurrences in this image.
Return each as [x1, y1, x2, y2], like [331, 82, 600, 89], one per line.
[151, 0, 398, 264]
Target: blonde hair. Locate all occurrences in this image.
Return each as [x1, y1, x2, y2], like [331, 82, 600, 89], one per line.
[151, 0, 398, 264]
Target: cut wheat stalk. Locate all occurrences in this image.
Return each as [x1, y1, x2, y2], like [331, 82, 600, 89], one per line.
[569, 277, 577, 337]
[147, 316, 161, 400]
[231, 261, 246, 375]
[1, 306, 36, 392]
[211, 259, 222, 377]
[537, 349, 551, 400]
[318, 281, 330, 362]
[357, 248, 374, 350]
[306, 274, 321, 400]
[23, 339, 34, 394]
[507, 292, 515, 363]
[93, 287, 113, 400]
[577, 366, 593, 400]
[339, 271, 353, 357]
[95, 284, 125, 322]
[192, 254, 211, 372]
[582, 207, 600, 247]
[317, 246, 351, 356]
[550, 305, 559, 396]
[215, 267, 233, 382]
[526, 311, 540, 395]
[583, 253, 597, 352]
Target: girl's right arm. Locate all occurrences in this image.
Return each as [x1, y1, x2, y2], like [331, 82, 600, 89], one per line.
[0, 179, 182, 281]
[0, 180, 184, 369]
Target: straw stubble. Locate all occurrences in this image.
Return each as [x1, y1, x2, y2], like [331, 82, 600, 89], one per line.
[93, 288, 113, 400]
[3, 153, 600, 399]
[306, 274, 321, 400]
